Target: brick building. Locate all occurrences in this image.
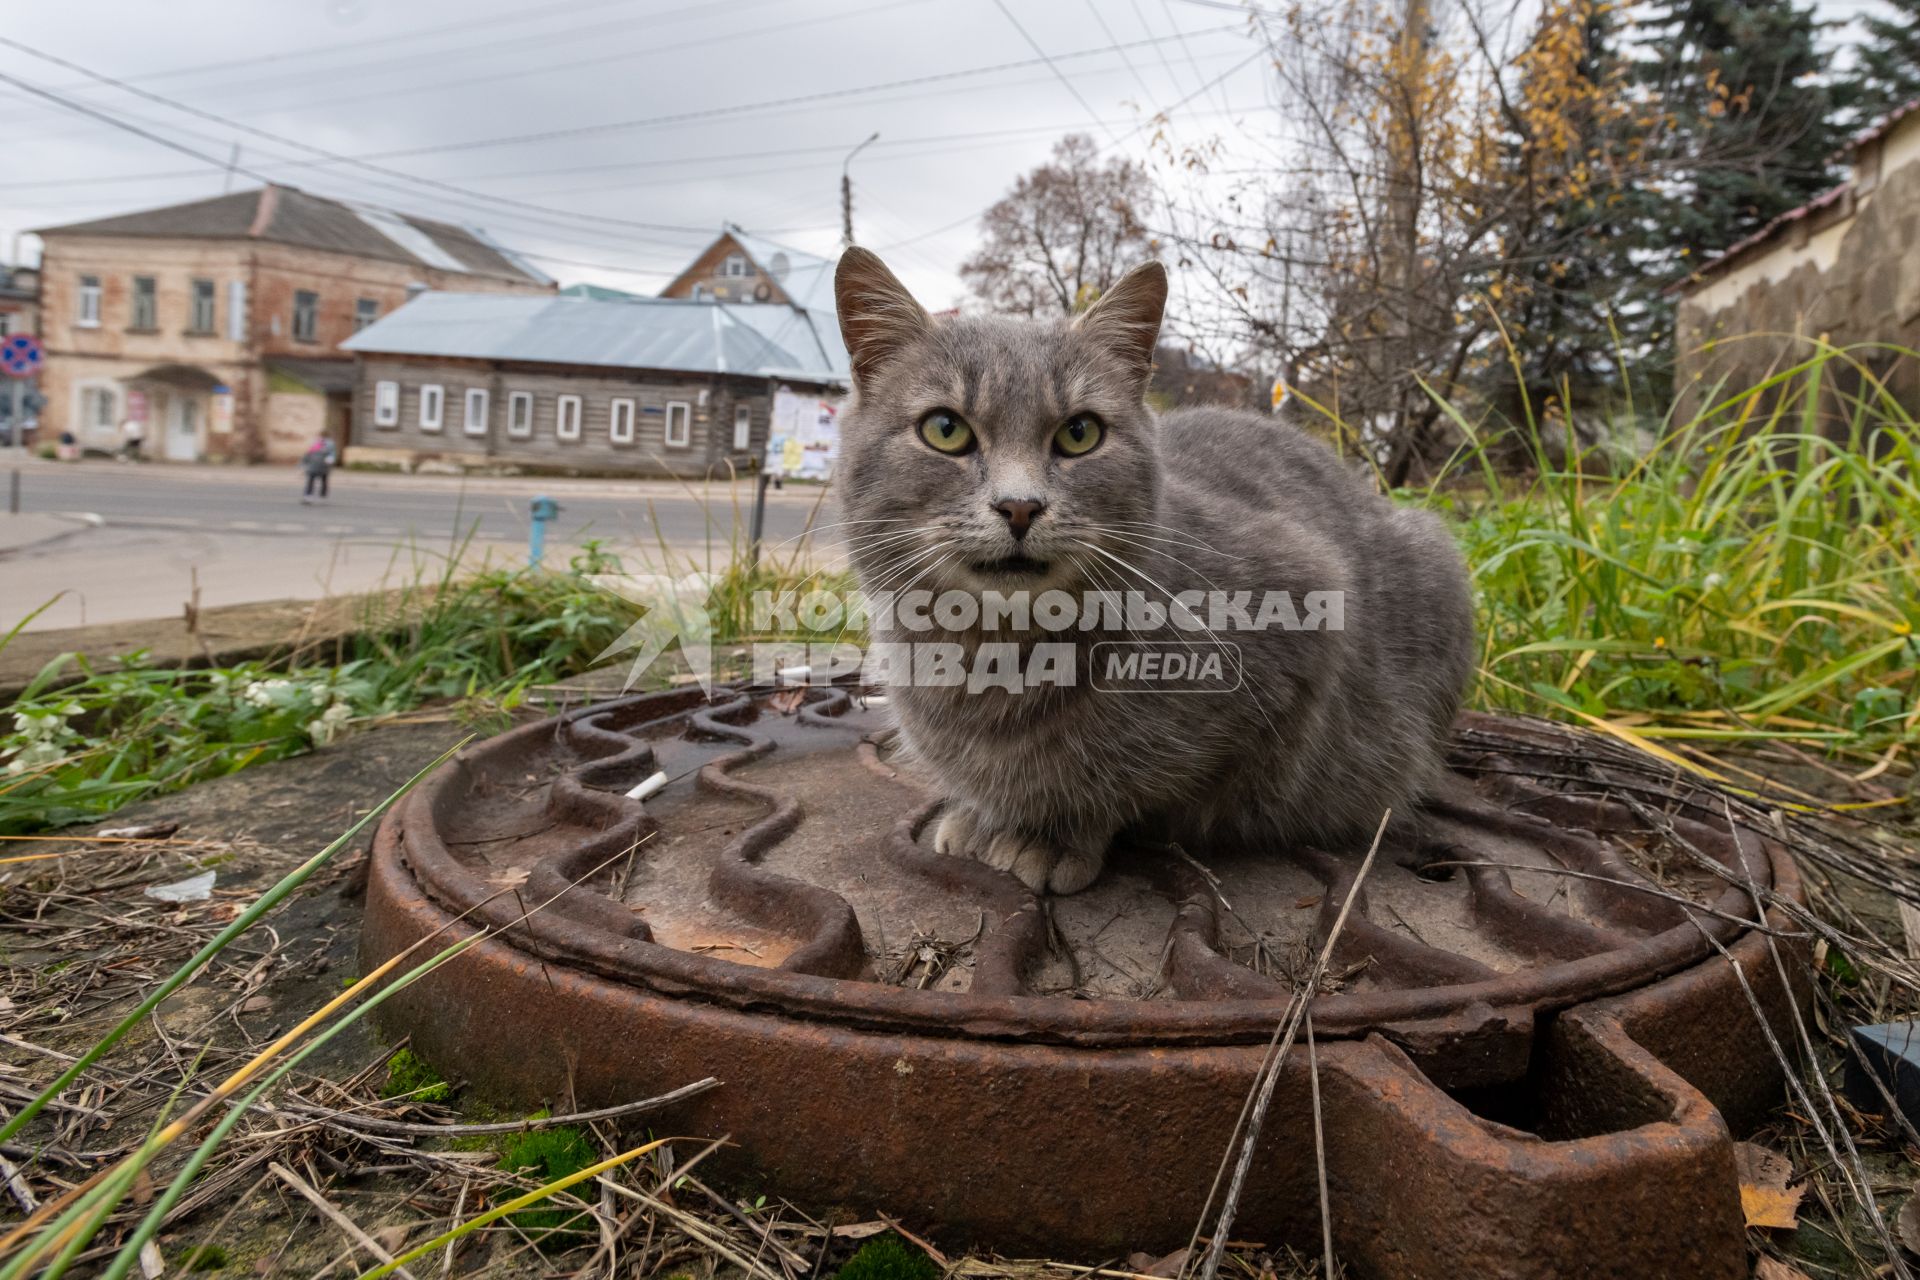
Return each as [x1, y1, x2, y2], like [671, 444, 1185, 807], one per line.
[34, 185, 551, 462]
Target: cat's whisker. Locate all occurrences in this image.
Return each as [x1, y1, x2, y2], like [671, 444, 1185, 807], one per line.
[762, 516, 908, 554]
[1072, 540, 1221, 650]
[1100, 519, 1246, 561]
[1074, 526, 1235, 596]
[1072, 538, 1286, 742]
[825, 544, 944, 652]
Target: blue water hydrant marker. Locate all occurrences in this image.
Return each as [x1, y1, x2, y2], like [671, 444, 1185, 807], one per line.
[529, 495, 560, 567]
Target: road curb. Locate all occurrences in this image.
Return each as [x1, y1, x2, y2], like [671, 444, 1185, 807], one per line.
[0, 511, 102, 560]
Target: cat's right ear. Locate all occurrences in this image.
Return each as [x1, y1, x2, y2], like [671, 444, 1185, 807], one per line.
[836, 248, 931, 387]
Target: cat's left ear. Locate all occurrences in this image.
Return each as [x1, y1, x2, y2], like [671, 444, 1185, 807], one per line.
[1074, 261, 1167, 388]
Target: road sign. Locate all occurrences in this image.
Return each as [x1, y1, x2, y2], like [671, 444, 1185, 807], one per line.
[0, 334, 42, 378]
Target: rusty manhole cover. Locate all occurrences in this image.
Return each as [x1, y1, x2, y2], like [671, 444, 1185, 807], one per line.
[362, 684, 1807, 1278]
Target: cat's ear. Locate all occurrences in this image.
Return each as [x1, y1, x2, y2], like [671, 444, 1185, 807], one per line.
[836, 248, 931, 387]
[1074, 261, 1167, 387]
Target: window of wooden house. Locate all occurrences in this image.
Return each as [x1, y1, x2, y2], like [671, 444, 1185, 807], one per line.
[664, 400, 692, 448]
[373, 381, 399, 427]
[609, 398, 636, 445]
[556, 394, 582, 442]
[507, 391, 533, 438]
[354, 298, 379, 332]
[722, 254, 749, 278]
[732, 403, 752, 451]
[419, 383, 445, 431]
[464, 387, 490, 436]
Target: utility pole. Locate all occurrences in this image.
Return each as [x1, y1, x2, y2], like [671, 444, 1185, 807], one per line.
[1381, 0, 1431, 485]
[840, 132, 880, 247]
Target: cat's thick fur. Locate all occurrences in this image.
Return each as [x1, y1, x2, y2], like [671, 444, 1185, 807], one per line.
[833, 248, 1475, 893]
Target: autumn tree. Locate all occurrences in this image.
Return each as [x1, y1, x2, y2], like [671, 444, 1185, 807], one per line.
[961, 134, 1156, 317]
[1162, 0, 1666, 481]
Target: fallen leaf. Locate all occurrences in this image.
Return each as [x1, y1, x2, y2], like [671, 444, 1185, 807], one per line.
[828, 1220, 890, 1240]
[1897, 1180, 1920, 1256]
[1735, 1142, 1803, 1230]
[1755, 1257, 1813, 1280]
[239, 996, 273, 1014]
[770, 687, 806, 714]
[486, 867, 531, 890]
[371, 1225, 411, 1253]
[1125, 1248, 1191, 1278]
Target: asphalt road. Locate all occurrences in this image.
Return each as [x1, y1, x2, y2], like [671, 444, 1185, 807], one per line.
[8, 458, 838, 549]
[1, 459, 846, 632]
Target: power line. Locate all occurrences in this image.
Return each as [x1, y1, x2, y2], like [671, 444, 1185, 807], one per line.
[878, 40, 1267, 253]
[35, 0, 658, 92]
[0, 37, 723, 239]
[1083, 0, 1168, 114]
[0, 68, 731, 282]
[0, 116, 1180, 193]
[12, 0, 916, 142]
[238, 23, 1247, 166]
[989, 0, 1123, 145]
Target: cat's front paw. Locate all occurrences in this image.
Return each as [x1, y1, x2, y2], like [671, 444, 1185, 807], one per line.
[932, 806, 1107, 895]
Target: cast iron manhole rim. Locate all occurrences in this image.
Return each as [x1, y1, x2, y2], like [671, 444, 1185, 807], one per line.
[363, 682, 1810, 1274]
[377, 684, 1789, 1050]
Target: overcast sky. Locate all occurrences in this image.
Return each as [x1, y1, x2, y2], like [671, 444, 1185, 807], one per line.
[0, 0, 1887, 312]
[0, 0, 1279, 307]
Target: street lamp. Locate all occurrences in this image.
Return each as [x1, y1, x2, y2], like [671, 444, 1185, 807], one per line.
[841, 131, 881, 248]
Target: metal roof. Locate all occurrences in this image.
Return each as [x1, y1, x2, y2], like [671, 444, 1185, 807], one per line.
[36, 186, 551, 286]
[341, 291, 848, 383]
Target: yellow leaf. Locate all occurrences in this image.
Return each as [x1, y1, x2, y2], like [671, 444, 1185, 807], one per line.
[1735, 1142, 1803, 1231]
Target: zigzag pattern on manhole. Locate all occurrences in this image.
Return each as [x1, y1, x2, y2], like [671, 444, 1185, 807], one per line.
[363, 683, 1807, 1278]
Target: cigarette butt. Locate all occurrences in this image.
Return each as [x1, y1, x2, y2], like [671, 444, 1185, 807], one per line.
[625, 771, 669, 802]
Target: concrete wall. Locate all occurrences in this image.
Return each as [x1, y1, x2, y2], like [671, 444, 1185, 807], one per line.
[1676, 114, 1920, 428]
[350, 354, 790, 478]
[35, 234, 549, 460]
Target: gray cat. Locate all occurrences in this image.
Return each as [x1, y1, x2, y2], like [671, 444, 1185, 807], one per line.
[831, 247, 1474, 894]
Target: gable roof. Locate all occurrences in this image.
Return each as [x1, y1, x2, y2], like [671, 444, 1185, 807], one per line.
[340, 291, 847, 384]
[665, 228, 846, 370]
[36, 186, 551, 286]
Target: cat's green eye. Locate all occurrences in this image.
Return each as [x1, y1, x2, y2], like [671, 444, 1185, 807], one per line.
[918, 409, 976, 455]
[1054, 413, 1104, 457]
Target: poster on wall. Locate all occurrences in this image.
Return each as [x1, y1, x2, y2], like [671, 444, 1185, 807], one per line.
[210, 385, 233, 434]
[125, 390, 149, 424]
[765, 386, 840, 482]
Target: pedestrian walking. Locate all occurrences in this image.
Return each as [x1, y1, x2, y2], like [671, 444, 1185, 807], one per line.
[120, 415, 145, 462]
[300, 436, 336, 502]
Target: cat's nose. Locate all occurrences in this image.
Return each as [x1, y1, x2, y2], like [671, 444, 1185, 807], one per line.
[992, 497, 1045, 539]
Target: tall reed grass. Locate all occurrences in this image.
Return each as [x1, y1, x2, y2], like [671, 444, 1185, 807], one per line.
[1417, 340, 1920, 779]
